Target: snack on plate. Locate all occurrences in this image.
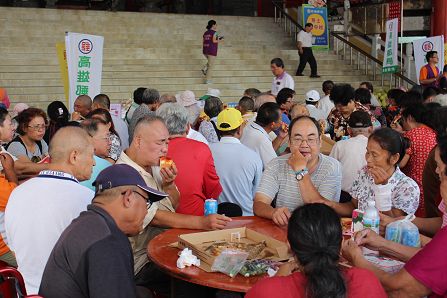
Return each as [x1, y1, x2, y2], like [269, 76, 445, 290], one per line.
[160, 156, 174, 169]
[204, 240, 267, 259]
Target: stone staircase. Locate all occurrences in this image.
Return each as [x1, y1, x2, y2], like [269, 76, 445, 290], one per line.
[0, 7, 385, 109]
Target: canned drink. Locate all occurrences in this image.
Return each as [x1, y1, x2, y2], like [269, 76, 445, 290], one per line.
[204, 199, 218, 216]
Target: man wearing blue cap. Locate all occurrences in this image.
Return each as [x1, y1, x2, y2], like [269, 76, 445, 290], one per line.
[39, 164, 167, 298]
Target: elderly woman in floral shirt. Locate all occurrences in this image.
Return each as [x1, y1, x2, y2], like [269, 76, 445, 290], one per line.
[327, 84, 378, 141]
[325, 128, 420, 218]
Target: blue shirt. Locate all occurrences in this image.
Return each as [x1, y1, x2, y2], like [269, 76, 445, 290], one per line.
[80, 156, 112, 191]
[210, 137, 263, 215]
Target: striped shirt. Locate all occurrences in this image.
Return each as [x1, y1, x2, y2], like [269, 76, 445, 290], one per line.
[256, 154, 342, 211]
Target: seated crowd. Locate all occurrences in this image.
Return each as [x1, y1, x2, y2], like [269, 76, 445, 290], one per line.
[0, 78, 446, 298]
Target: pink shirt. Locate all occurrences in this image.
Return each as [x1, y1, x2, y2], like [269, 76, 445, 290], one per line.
[246, 268, 387, 298]
[405, 226, 447, 297]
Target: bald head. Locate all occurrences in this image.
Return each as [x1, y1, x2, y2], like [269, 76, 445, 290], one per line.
[133, 115, 166, 140]
[290, 104, 310, 120]
[254, 93, 276, 111]
[74, 95, 92, 117]
[49, 126, 92, 163]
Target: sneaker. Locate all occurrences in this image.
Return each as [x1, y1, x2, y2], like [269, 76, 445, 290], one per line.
[310, 74, 321, 78]
[295, 73, 304, 76]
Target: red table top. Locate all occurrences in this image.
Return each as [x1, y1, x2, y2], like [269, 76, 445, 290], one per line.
[147, 216, 287, 293]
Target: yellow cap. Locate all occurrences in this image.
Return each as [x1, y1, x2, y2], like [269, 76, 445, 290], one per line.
[217, 108, 244, 131]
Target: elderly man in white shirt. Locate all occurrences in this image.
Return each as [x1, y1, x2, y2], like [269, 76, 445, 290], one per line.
[270, 58, 295, 96]
[296, 23, 320, 78]
[5, 127, 95, 294]
[329, 110, 372, 202]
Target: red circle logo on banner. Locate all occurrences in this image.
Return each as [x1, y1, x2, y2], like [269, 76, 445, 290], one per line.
[78, 39, 93, 54]
[422, 41, 434, 52]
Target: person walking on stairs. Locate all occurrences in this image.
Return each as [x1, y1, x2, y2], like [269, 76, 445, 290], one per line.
[202, 20, 224, 84]
[296, 23, 320, 78]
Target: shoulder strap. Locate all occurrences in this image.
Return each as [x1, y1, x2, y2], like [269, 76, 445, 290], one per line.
[210, 121, 221, 141]
[7, 135, 43, 156]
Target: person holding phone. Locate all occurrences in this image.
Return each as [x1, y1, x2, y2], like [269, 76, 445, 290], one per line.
[202, 20, 223, 84]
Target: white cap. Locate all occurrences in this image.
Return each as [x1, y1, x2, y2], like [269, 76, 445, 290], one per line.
[305, 90, 321, 102]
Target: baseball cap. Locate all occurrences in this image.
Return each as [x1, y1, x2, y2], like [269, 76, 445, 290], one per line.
[200, 88, 221, 101]
[348, 110, 372, 128]
[176, 90, 198, 107]
[305, 90, 321, 102]
[217, 108, 244, 131]
[92, 164, 167, 203]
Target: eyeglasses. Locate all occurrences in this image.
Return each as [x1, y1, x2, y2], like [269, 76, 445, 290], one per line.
[28, 124, 47, 131]
[132, 191, 151, 206]
[291, 137, 319, 146]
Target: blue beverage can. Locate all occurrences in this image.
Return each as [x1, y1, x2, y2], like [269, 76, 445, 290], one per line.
[204, 199, 218, 216]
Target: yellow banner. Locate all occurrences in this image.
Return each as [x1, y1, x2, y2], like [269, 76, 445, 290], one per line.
[56, 42, 69, 106]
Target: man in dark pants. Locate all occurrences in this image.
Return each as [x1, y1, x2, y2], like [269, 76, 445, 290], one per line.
[296, 23, 320, 78]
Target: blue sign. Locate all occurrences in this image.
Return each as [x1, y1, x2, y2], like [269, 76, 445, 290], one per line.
[302, 5, 329, 49]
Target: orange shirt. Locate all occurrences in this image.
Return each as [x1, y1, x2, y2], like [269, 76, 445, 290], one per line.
[0, 176, 17, 256]
[419, 64, 439, 81]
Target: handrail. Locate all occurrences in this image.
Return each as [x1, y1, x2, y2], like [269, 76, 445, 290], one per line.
[271, 1, 417, 88]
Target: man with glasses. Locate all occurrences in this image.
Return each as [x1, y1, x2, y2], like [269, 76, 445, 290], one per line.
[419, 51, 441, 88]
[39, 164, 167, 298]
[80, 118, 113, 191]
[253, 116, 342, 226]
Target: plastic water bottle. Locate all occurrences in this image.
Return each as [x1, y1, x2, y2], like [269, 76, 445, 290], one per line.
[362, 200, 380, 255]
[363, 200, 380, 234]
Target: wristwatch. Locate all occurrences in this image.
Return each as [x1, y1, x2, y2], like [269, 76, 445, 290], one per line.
[295, 168, 309, 181]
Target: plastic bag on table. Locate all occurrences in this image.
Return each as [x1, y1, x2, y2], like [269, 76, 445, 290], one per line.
[211, 249, 249, 277]
[385, 214, 420, 248]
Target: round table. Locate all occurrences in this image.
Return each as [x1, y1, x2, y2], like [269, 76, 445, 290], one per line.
[147, 216, 287, 293]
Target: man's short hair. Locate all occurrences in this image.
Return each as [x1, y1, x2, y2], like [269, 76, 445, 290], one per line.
[322, 80, 334, 94]
[93, 94, 111, 110]
[330, 84, 355, 106]
[276, 88, 295, 106]
[238, 96, 254, 111]
[81, 118, 108, 137]
[423, 87, 439, 101]
[288, 116, 321, 138]
[243, 88, 261, 99]
[75, 95, 92, 108]
[305, 23, 313, 28]
[426, 51, 438, 62]
[360, 81, 374, 93]
[270, 58, 284, 68]
[256, 102, 281, 127]
[141, 88, 160, 105]
[204, 96, 223, 118]
[133, 87, 146, 105]
[156, 103, 189, 135]
[134, 114, 165, 137]
[354, 88, 372, 105]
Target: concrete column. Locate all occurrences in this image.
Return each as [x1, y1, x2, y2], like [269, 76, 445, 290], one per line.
[432, 0, 447, 38]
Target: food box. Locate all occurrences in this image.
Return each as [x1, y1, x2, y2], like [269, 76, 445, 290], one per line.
[178, 227, 292, 272]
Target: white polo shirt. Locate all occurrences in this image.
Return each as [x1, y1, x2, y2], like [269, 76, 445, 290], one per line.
[271, 71, 295, 96]
[298, 30, 313, 47]
[318, 94, 335, 119]
[187, 128, 209, 146]
[329, 135, 368, 193]
[240, 122, 277, 169]
[5, 170, 93, 294]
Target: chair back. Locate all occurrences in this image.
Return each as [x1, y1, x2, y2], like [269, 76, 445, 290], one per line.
[0, 262, 44, 298]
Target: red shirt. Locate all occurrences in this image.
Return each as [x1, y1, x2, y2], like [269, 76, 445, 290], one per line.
[402, 126, 437, 217]
[246, 267, 387, 298]
[405, 226, 447, 297]
[168, 137, 222, 216]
